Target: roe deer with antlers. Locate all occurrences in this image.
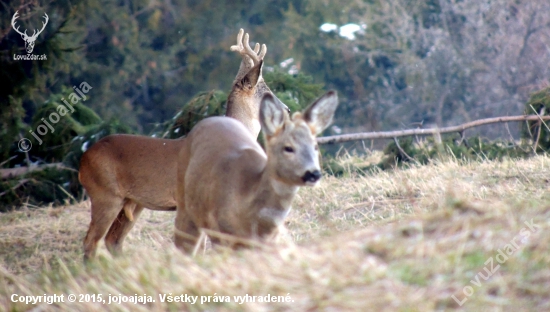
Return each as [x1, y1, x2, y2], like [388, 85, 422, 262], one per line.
[174, 91, 338, 252]
[80, 29, 286, 261]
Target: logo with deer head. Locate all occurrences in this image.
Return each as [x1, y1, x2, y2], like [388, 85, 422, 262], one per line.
[11, 11, 49, 54]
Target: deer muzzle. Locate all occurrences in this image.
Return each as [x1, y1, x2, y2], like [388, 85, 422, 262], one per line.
[302, 170, 322, 184]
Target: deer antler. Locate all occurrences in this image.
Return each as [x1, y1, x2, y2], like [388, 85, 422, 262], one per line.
[11, 11, 48, 39]
[11, 11, 27, 39]
[29, 13, 49, 39]
[230, 29, 267, 85]
[230, 28, 267, 67]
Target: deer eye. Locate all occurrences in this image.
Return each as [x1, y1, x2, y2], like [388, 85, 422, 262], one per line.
[284, 146, 294, 153]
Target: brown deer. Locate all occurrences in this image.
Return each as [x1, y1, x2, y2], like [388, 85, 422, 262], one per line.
[174, 91, 338, 252]
[80, 29, 285, 260]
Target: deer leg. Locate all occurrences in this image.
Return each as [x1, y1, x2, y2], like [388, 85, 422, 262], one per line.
[174, 209, 200, 253]
[104, 199, 144, 256]
[83, 196, 124, 261]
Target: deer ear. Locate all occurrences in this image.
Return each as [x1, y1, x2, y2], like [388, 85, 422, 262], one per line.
[303, 91, 339, 135]
[260, 93, 287, 137]
[273, 95, 291, 115]
[241, 60, 263, 90]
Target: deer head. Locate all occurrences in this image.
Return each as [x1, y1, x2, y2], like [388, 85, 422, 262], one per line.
[260, 91, 339, 186]
[11, 11, 49, 54]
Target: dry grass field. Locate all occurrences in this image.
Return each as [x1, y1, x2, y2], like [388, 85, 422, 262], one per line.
[1, 153, 549, 311]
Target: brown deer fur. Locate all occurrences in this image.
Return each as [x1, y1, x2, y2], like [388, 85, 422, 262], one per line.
[80, 29, 285, 260]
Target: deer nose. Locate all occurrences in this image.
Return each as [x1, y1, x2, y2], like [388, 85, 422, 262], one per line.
[302, 170, 322, 183]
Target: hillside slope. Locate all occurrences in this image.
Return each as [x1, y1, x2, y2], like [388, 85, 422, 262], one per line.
[1, 155, 549, 311]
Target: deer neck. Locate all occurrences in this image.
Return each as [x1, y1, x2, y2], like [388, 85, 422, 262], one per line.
[251, 161, 298, 228]
[226, 96, 261, 137]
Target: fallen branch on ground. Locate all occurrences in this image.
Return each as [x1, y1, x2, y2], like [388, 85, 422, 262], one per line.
[317, 115, 550, 144]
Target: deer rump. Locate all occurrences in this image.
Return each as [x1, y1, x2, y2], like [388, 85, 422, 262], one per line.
[79, 134, 183, 211]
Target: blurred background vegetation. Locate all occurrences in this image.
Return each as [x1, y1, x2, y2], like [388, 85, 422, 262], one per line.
[1, 0, 549, 209]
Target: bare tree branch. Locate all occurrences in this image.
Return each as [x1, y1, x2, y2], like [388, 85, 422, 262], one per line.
[318, 115, 550, 144]
[0, 163, 76, 180]
[0, 179, 30, 198]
